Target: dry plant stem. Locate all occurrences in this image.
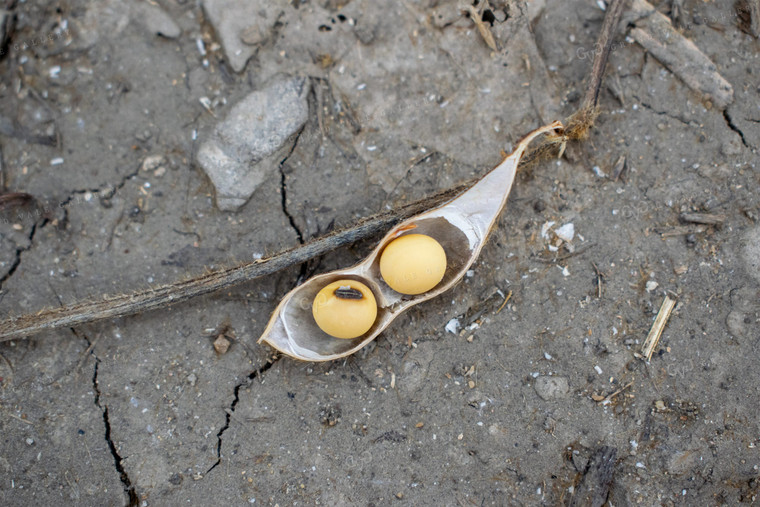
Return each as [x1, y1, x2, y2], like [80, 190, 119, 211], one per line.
[583, 0, 628, 111]
[521, 0, 626, 170]
[641, 294, 677, 360]
[0, 0, 628, 342]
[0, 185, 466, 342]
[680, 212, 726, 226]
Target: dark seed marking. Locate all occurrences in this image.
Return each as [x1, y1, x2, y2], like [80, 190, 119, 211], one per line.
[334, 286, 364, 300]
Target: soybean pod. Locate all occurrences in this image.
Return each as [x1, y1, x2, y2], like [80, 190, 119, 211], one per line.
[258, 121, 563, 361]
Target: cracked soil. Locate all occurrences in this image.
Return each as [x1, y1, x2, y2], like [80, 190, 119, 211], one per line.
[1, 0, 759, 505]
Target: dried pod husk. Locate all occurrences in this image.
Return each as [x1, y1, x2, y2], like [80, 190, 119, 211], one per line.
[258, 121, 563, 361]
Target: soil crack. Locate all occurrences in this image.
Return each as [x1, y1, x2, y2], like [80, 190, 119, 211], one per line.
[0, 221, 39, 292]
[206, 359, 278, 475]
[93, 359, 139, 506]
[634, 97, 693, 126]
[278, 129, 308, 282]
[722, 109, 750, 149]
[278, 130, 305, 245]
[57, 167, 141, 215]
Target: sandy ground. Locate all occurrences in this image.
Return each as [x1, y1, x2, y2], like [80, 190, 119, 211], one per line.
[1, 0, 759, 505]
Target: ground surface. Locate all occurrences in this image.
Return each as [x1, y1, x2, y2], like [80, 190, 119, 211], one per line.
[0, 0, 759, 505]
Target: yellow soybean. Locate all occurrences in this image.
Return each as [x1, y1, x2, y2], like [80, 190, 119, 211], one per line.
[312, 280, 377, 339]
[379, 234, 446, 295]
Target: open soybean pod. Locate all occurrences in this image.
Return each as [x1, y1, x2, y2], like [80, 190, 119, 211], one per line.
[258, 121, 563, 361]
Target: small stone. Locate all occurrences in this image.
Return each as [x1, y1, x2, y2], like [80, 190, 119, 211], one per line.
[186, 373, 197, 386]
[141, 154, 165, 172]
[726, 310, 748, 338]
[534, 376, 569, 400]
[202, 0, 284, 72]
[721, 139, 743, 156]
[444, 318, 460, 334]
[319, 404, 342, 427]
[135, 2, 181, 38]
[197, 77, 309, 211]
[25, 438, 34, 445]
[213, 335, 230, 354]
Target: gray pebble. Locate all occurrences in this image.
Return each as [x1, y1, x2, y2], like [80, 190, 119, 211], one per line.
[135, 2, 181, 39]
[202, 0, 284, 72]
[197, 76, 310, 211]
[534, 375, 569, 400]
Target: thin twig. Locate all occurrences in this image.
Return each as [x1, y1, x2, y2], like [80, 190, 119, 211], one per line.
[640, 294, 677, 361]
[0, 0, 628, 342]
[495, 290, 513, 314]
[583, 0, 627, 111]
[592, 261, 605, 299]
[679, 212, 726, 226]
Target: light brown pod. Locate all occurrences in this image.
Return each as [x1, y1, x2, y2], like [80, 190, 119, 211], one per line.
[258, 121, 563, 361]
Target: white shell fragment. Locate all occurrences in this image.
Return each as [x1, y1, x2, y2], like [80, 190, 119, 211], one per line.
[555, 223, 575, 242]
[258, 121, 563, 361]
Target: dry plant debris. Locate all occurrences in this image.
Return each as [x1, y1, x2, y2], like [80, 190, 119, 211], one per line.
[627, 0, 734, 109]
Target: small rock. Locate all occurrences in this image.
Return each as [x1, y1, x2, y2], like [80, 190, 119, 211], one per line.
[141, 154, 165, 172]
[186, 373, 197, 386]
[202, 0, 285, 72]
[197, 77, 309, 211]
[213, 335, 230, 354]
[698, 163, 732, 180]
[134, 2, 181, 39]
[319, 404, 341, 427]
[726, 310, 749, 339]
[444, 318, 461, 334]
[720, 139, 743, 157]
[534, 376, 569, 400]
